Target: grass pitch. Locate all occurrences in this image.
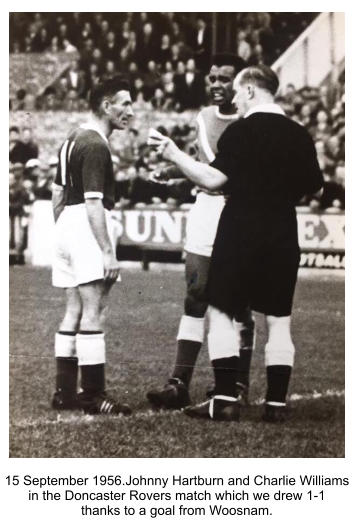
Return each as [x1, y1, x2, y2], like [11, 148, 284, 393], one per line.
[9, 266, 344, 458]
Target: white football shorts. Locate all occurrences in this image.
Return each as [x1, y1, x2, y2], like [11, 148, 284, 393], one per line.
[52, 204, 117, 288]
[184, 192, 225, 257]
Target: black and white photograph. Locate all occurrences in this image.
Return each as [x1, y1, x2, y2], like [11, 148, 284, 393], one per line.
[9, 10, 345, 459]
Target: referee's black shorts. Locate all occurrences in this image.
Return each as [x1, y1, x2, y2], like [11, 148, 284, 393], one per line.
[207, 239, 300, 318]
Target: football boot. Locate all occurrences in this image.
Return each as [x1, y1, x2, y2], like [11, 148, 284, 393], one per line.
[184, 395, 241, 422]
[51, 390, 79, 410]
[147, 377, 191, 409]
[78, 391, 132, 416]
[262, 403, 287, 423]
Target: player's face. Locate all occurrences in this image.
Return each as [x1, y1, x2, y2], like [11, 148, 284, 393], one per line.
[107, 90, 134, 130]
[208, 65, 236, 106]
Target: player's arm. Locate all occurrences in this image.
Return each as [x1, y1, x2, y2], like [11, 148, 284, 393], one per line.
[168, 149, 227, 190]
[148, 134, 227, 191]
[85, 198, 120, 283]
[82, 141, 120, 283]
[51, 183, 65, 222]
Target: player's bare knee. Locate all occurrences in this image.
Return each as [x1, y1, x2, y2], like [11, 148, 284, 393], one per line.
[80, 307, 102, 331]
[60, 306, 82, 332]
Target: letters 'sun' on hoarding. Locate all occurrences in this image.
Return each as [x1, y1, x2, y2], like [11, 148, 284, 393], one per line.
[111, 207, 345, 270]
[28, 202, 345, 269]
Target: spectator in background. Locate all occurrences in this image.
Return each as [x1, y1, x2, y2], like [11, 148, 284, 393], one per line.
[91, 48, 104, 75]
[86, 63, 101, 94]
[64, 60, 86, 98]
[120, 31, 139, 67]
[33, 164, 53, 200]
[132, 77, 148, 105]
[143, 60, 160, 100]
[102, 60, 117, 81]
[80, 21, 93, 43]
[258, 12, 274, 62]
[9, 166, 31, 263]
[299, 103, 313, 128]
[33, 27, 50, 52]
[11, 89, 27, 111]
[127, 61, 139, 82]
[118, 20, 131, 48]
[237, 30, 251, 63]
[58, 23, 70, 49]
[64, 88, 81, 111]
[191, 16, 212, 71]
[103, 31, 118, 62]
[98, 19, 111, 48]
[324, 135, 344, 176]
[63, 38, 78, 53]
[9, 126, 28, 164]
[320, 169, 345, 210]
[170, 43, 182, 70]
[24, 158, 42, 182]
[151, 87, 166, 110]
[21, 128, 39, 161]
[174, 58, 206, 111]
[138, 22, 158, 68]
[50, 36, 60, 53]
[248, 44, 265, 65]
[172, 20, 186, 45]
[80, 38, 94, 70]
[158, 34, 172, 67]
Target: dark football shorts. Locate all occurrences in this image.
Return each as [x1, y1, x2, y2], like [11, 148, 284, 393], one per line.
[207, 238, 300, 318]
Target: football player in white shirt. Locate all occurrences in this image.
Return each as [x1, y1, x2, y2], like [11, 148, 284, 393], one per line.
[147, 55, 255, 410]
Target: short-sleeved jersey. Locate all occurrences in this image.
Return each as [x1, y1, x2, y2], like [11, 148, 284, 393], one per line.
[196, 105, 237, 163]
[55, 125, 115, 210]
[211, 112, 323, 224]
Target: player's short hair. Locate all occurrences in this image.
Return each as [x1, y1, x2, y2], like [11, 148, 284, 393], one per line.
[237, 65, 279, 95]
[89, 75, 130, 114]
[211, 53, 246, 75]
[9, 125, 20, 134]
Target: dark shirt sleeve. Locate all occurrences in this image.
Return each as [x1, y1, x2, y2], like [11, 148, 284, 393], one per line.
[81, 140, 109, 197]
[292, 130, 324, 201]
[210, 124, 240, 179]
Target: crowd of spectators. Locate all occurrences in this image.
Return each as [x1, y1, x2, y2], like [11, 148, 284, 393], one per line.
[9, 12, 344, 261]
[9, 72, 345, 217]
[10, 12, 315, 112]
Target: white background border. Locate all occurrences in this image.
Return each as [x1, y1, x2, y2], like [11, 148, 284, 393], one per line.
[4, 2, 356, 523]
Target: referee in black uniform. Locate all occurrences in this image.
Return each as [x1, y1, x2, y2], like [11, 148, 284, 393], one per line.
[149, 65, 323, 422]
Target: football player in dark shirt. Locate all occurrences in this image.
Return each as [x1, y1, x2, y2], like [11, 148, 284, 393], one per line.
[149, 65, 323, 423]
[51, 76, 134, 415]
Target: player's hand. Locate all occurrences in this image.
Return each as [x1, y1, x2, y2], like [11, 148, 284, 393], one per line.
[148, 169, 170, 184]
[103, 251, 121, 283]
[147, 128, 180, 162]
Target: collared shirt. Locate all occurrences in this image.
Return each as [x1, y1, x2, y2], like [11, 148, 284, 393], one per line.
[80, 122, 109, 144]
[244, 103, 285, 118]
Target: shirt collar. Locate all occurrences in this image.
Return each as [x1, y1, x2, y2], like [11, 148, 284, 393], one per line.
[215, 106, 238, 120]
[80, 122, 109, 144]
[244, 103, 285, 118]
